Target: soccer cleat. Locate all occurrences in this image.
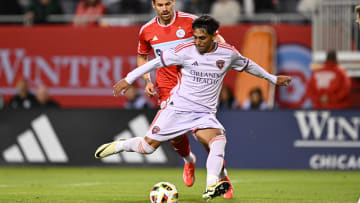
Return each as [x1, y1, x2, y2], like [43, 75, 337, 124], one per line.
[220, 176, 234, 199]
[94, 141, 122, 159]
[202, 181, 230, 201]
[183, 154, 196, 187]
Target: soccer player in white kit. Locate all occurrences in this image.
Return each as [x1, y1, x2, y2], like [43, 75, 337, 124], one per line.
[95, 16, 292, 200]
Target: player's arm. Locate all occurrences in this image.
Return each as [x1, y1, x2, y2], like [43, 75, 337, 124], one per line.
[232, 52, 291, 86]
[137, 54, 156, 97]
[246, 60, 291, 86]
[245, 60, 291, 86]
[114, 49, 183, 96]
[114, 57, 163, 96]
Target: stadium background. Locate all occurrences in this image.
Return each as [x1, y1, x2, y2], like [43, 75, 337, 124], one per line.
[0, 0, 360, 202]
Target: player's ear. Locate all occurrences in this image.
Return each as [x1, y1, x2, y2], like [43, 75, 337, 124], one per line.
[152, 0, 155, 9]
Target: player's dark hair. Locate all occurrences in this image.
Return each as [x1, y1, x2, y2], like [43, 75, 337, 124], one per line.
[192, 15, 220, 35]
[326, 50, 337, 63]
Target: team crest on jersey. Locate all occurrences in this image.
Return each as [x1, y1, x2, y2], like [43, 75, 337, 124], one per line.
[216, 60, 225, 69]
[160, 100, 167, 109]
[152, 126, 160, 134]
[176, 28, 186, 38]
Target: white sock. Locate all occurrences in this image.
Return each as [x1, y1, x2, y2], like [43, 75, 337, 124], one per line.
[206, 175, 219, 188]
[206, 135, 226, 187]
[116, 137, 155, 154]
[183, 152, 195, 163]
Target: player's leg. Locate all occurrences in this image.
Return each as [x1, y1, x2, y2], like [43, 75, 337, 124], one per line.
[95, 108, 170, 159]
[220, 169, 233, 199]
[195, 128, 230, 200]
[204, 143, 234, 199]
[95, 136, 161, 159]
[159, 91, 196, 187]
[170, 134, 196, 187]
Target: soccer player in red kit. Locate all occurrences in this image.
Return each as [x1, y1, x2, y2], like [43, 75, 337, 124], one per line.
[136, 0, 233, 198]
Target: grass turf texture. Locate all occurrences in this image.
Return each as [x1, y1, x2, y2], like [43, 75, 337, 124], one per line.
[0, 168, 359, 203]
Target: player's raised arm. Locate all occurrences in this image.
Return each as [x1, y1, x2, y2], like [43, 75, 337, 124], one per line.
[276, 75, 292, 86]
[114, 48, 183, 96]
[113, 79, 130, 96]
[231, 51, 291, 86]
[245, 61, 291, 86]
[245, 60, 292, 86]
[113, 57, 163, 96]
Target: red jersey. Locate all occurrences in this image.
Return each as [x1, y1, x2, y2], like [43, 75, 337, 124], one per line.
[306, 62, 351, 109]
[138, 11, 197, 95]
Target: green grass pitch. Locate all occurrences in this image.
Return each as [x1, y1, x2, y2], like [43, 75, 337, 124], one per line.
[0, 167, 359, 203]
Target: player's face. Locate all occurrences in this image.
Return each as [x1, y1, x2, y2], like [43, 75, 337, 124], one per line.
[152, 0, 175, 25]
[193, 28, 216, 54]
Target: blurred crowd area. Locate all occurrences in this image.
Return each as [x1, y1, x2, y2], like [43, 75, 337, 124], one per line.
[0, 0, 316, 25]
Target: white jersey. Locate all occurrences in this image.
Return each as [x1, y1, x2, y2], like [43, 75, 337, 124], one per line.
[125, 41, 277, 113]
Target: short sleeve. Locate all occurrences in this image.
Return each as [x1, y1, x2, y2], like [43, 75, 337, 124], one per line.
[137, 29, 152, 55]
[160, 48, 183, 67]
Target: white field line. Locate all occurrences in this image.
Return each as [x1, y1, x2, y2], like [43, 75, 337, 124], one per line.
[0, 182, 106, 188]
[57, 182, 106, 187]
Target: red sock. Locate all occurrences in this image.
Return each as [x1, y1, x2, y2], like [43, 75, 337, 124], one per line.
[170, 134, 191, 157]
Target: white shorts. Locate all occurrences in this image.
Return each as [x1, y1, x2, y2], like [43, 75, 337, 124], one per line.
[145, 108, 225, 142]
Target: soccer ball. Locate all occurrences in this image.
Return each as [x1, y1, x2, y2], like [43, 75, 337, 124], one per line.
[149, 182, 178, 203]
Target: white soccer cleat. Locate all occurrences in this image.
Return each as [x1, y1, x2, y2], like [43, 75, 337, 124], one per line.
[94, 140, 124, 159]
[202, 181, 230, 201]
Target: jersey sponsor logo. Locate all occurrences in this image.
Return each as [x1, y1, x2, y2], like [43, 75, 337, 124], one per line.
[152, 35, 159, 41]
[160, 100, 167, 109]
[216, 60, 225, 69]
[2, 114, 68, 163]
[101, 115, 167, 164]
[176, 28, 186, 38]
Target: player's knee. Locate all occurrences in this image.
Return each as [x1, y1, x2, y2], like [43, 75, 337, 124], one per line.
[139, 138, 157, 154]
[209, 134, 226, 151]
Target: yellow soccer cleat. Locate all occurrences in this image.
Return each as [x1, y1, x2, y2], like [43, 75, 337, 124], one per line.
[94, 141, 121, 159]
[202, 181, 230, 201]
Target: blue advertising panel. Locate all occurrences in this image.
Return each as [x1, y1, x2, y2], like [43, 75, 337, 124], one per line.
[214, 110, 360, 170]
[0, 109, 359, 170]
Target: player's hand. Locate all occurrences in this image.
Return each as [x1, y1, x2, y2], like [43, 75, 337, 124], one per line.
[113, 79, 130, 96]
[144, 81, 157, 98]
[276, 75, 292, 86]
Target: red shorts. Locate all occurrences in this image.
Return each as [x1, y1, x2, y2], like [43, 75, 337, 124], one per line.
[157, 87, 172, 107]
